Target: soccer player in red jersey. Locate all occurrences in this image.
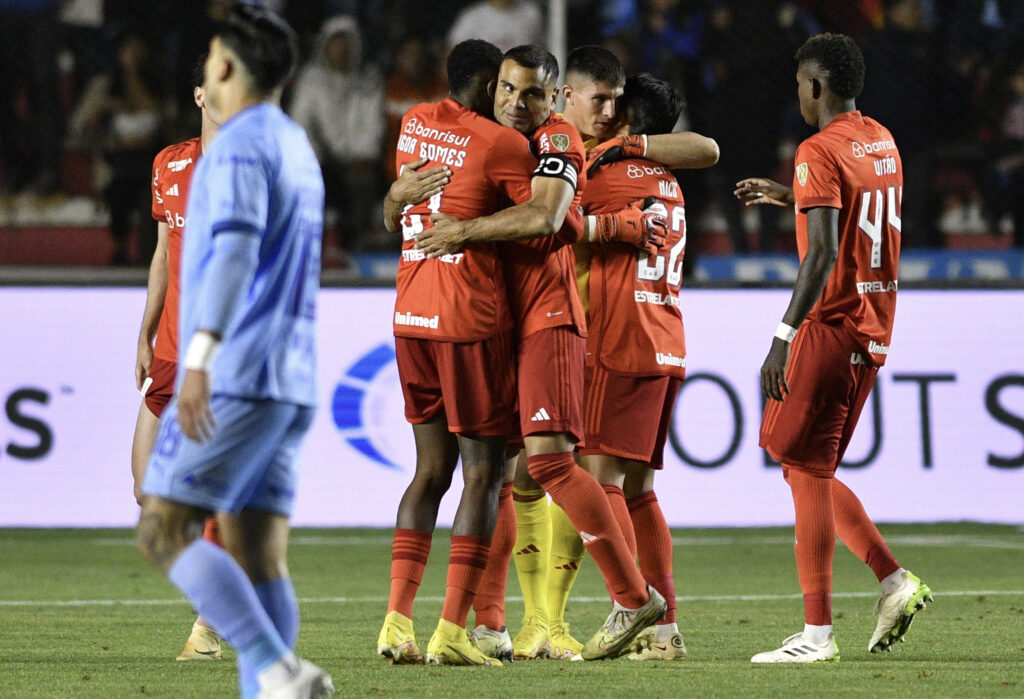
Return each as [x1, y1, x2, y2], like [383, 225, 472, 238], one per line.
[376, 39, 538, 667]
[579, 72, 718, 662]
[735, 33, 932, 663]
[130, 55, 225, 661]
[416, 45, 668, 662]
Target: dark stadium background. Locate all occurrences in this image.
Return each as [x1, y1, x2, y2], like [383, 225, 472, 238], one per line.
[1, 0, 1023, 279]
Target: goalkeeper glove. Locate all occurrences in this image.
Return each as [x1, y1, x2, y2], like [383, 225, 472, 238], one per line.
[586, 135, 648, 177]
[591, 200, 667, 255]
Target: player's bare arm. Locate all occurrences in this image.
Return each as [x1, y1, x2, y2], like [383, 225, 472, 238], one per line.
[136, 221, 171, 389]
[382, 157, 452, 233]
[415, 175, 574, 257]
[761, 206, 838, 402]
[587, 132, 719, 176]
[734, 177, 795, 207]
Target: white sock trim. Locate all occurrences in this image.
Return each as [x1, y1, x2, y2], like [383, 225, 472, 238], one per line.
[803, 623, 833, 645]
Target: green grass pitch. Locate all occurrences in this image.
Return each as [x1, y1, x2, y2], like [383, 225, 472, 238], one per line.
[1, 523, 1022, 697]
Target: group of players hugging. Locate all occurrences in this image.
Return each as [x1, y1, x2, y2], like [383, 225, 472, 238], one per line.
[131, 5, 930, 696]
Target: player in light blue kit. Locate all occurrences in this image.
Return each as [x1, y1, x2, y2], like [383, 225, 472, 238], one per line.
[136, 6, 331, 698]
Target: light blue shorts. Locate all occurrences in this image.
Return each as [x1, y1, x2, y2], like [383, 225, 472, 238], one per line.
[142, 395, 314, 516]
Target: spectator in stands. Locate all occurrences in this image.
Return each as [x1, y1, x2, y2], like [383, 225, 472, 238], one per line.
[69, 27, 165, 265]
[289, 14, 385, 256]
[447, 0, 544, 52]
[0, 0, 62, 195]
[859, 0, 939, 247]
[982, 59, 1024, 248]
[700, 1, 798, 253]
[383, 36, 447, 180]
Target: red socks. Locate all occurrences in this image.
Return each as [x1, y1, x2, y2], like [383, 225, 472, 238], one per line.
[602, 484, 636, 559]
[441, 535, 491, 627]
[387, 528, 432, 618]
[473, 481, 515, 630]
[832, 477, 900, 582]
[785, 467, 835, 626]
[203, 517, 221, 546]
[628, 491, 676, 625]
[528, 452, 647, 609]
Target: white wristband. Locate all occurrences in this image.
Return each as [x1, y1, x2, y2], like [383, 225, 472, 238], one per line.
[775, 322, 798, 343]
[639, 134, 648, 158]
[184, 332, 221, 372]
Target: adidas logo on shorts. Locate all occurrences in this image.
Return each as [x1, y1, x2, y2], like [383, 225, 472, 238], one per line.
[530, 408, 551, 422]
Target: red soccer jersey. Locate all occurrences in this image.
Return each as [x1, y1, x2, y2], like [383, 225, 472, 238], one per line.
[501, 113, 588, 339]
[150, 137, 202, 362]
[395, 99, 536, 341]
[581, 158, 687, 378]
[793, 111, 902, 364]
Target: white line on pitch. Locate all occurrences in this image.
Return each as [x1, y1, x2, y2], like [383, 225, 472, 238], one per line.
[1, 589, 1021, 608]
[87, 534, 1024, 550]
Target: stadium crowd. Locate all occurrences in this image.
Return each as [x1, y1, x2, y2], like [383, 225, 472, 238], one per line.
[2, 0, 1023, 266]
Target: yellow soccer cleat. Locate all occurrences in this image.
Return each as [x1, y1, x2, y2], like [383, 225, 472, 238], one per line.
[580, 585, 666, 660]
[426, 619, 503, 666]
[176, 620, 223, 661]
[627, 631, 687, 661]
[548, 621, 582, 659]
[513, 617, 550, 660]
[377, 611, 424, 665]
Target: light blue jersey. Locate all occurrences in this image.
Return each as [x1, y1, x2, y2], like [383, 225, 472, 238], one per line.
[181, 102, 324, 406]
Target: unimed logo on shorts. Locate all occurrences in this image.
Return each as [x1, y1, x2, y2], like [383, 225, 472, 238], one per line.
[331, 344, 402, 470]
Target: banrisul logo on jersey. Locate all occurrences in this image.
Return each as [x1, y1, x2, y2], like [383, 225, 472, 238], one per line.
[331, 344, 409, 470]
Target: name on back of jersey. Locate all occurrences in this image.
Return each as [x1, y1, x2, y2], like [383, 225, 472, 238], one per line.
[399, 117, 469, 167]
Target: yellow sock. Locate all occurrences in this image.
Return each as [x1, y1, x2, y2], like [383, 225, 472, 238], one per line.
[547, 501, 585, 626]
[512, 487, 551, 624]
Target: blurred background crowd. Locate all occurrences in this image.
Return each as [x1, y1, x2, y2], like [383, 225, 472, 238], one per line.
[2, 0, 1023, 270]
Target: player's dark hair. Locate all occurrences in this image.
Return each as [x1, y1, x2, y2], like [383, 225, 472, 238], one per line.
[216, 4, 298, 95]
[503, 44, 559, 85]
[565, 45, 625, 87]
[622, 73, 683, 136]
[446, 39, 502, 94]
[795, 32, 865, 100]
[192, 52, 208, 89]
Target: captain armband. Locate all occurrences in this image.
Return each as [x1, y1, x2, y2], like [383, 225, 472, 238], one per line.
[533, 153, 578, 191]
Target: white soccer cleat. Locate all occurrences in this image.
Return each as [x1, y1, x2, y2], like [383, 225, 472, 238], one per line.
[869, 571, 933, 652]
[470, 624, 514, 662]
[257, 658, 333, 698]
[750, 632, 839, 664]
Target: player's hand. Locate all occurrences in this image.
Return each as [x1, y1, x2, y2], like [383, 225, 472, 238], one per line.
[416, 213, 467, 258]
[593, 203, 667, 255]
[734, 178, 793, 207]
[760, 338, 791, 402]
[391, 157, 451, 206]
[586, 135, 647, 178]
[135, 338, 154, 391]
[177, 369, 216, 442]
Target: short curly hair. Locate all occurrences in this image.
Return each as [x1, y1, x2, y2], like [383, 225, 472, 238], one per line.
[795, 33, 865, 100]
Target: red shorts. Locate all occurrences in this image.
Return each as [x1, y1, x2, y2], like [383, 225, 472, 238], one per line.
[760, 321, 878, 474]
[515, 326, 585, 441]
[144, 357, 177, 417]
[395, 331, 516, 436]
[580, 363, 681, 468]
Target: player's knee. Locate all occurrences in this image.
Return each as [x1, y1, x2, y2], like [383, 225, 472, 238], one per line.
[461, 460, 503, 494]
[135, 501, 205, 570]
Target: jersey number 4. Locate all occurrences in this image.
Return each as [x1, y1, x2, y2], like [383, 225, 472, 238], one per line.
[637, 201, 686, 289]
[858, 185, 901, 268]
